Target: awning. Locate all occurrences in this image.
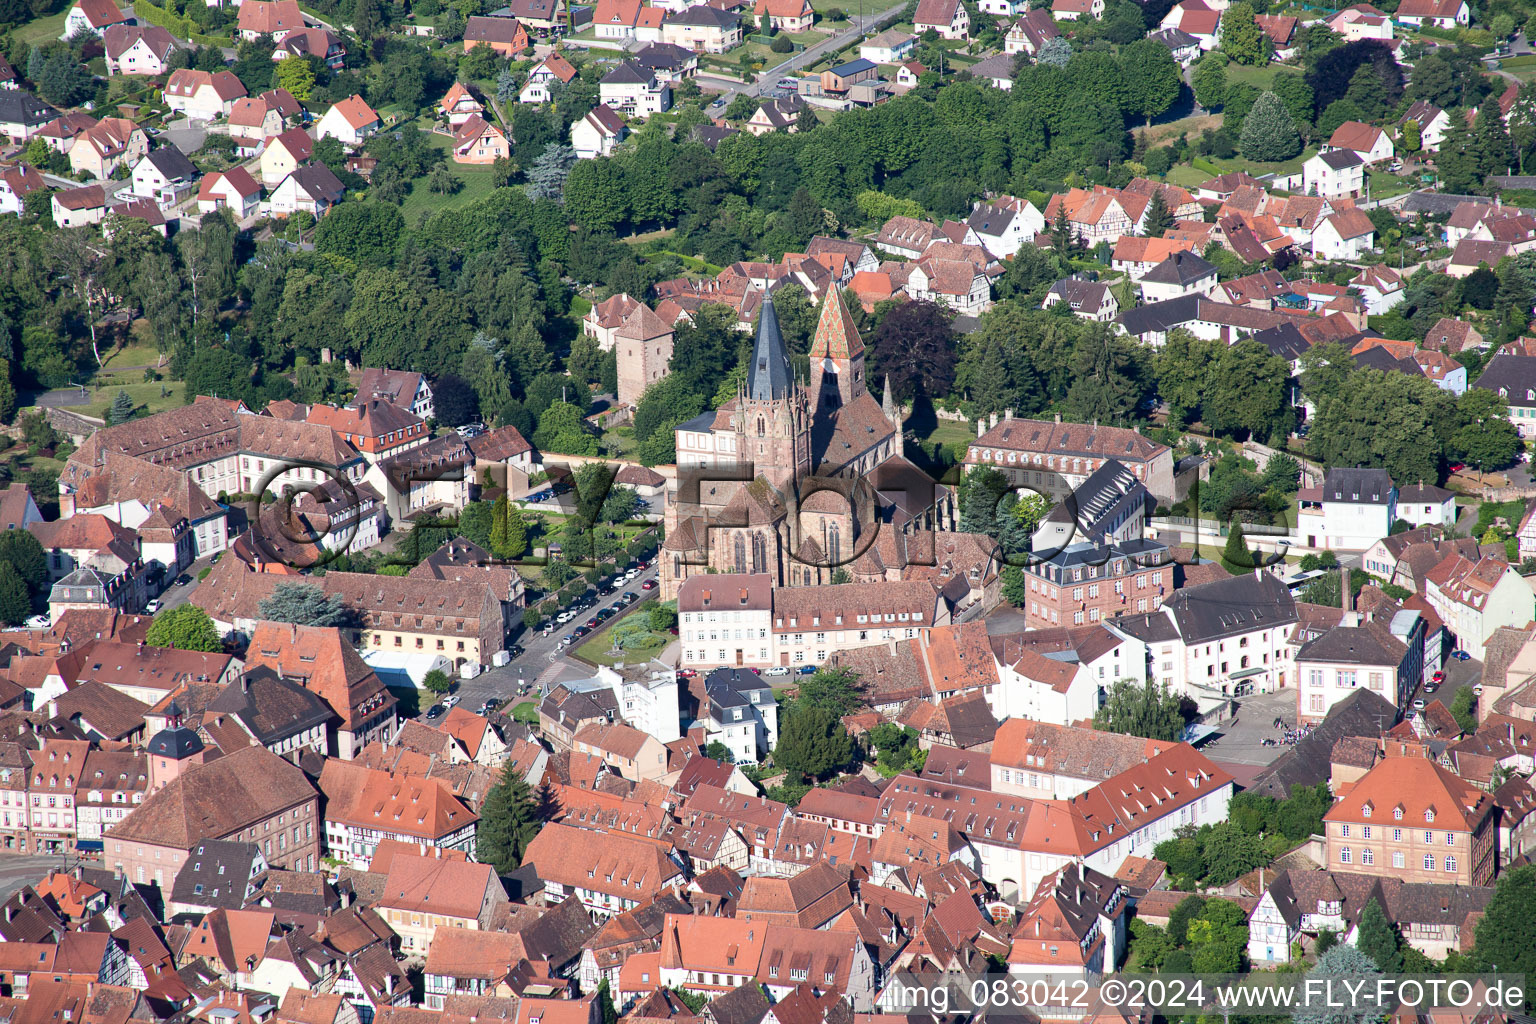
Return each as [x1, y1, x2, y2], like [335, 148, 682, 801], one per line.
[1229, 667, 1267, 679]
[75, 840, 104, 851]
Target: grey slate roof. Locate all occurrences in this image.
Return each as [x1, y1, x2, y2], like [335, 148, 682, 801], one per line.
[1117, 293, 1202, 337]
[1162, 571, 1298, 643]
[747, 292, 793, 400]
[1321, 467, 1394, 504]
[704, 982, 772, 1024]
[170, 840, 265, 911]
[290, 163, 344, 202]
[1141, 250, 1217, 287]
[1247, 688, 1398, 799]
[1251, 323, 1311, 361]
[667, 4, 738, 25]
[1474, 353, 1536, 408]
[1318, 149, 1365, 170]
[601, 60, 650, 85]
[144, 146, 198, 181]
[1295, 621, 1406, 666]
[0, 91, 57, 128]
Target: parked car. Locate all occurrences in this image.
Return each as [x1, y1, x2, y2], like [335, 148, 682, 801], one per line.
[508, 644, 525, 657]
[574, 626, 590, 637]
[1451, 650, 1472, 661]
[145, 599, 162, 614]
[1413, 698, 1426, 710]
[763, 666, 791, 677]
[480, 699, 497, 715]
[677, 668, 698, 678]
[797, 665, 816, 675]
[443, 695, 461, 708]
[1431, 670, 1445, 683]
[1424, 682, 1439, 694]
[174, 574, 192, 586]
[425, 705, 446, 720]
[586, 618, 599, 628]
[641, 579, 658, 590]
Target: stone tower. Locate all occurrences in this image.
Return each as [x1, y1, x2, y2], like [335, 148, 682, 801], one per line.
[808, 288, 866, 412]
[146, 700, 205, 792]
[614, 304, 675, 409]
[735, 292, 811, 489]
[882, 375, 904, 459]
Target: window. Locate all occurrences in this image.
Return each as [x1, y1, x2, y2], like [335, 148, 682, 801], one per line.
[1394, 808, 1404, 820]
[1447, 833, 1456, 845]
[1393, 850, 1405, 868]
[1362, 805, 1372, 818]
[1363, 826, 1371, 839]
[1340, 847, 1351, 863]
[1362, 849, 1374, 865]
[1424, 854, 1435, 871]
[1425, 809, 1435, 822]
[1341, 824, 1351, 837]
[1445, 855, 1456, 873]
[1425, 831, 1434, 844]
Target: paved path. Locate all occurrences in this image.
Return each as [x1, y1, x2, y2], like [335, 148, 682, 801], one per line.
[0, 855, 73, 898]
[703, 3, 907, 106]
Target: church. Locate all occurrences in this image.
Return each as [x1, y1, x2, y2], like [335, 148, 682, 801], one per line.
[660, 290, 997, 605]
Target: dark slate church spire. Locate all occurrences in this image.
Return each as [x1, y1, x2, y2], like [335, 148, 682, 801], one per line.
[747, 291, 794, 401]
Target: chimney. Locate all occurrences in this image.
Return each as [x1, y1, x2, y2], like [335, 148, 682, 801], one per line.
[242, 676, 251, 694]
[1054, 413, 1061, 424]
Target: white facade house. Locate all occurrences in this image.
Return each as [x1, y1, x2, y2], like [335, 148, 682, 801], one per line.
[1395, 483, 1457, 531]
[966, 195, 1045, 259]
[1424, 555, 1532, 661]
[599, 61, 671, 117]
[315, 95, 380, 147]
[1303, 149, 1365, 200]
[571, 106, 627, 158]
[1312, 208, 1377, 260]
[701, 667, 779, 764]
[1298, 468, 1397, 551]
[130, 148, 199, 206]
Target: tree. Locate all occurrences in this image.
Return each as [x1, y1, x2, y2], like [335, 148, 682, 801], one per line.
[0, 530, 48, 600]
[1095, 679, 1185, 741]
[256, 582, 350, 626]
[1038, 35, 1071, 66]
[1356, 897, 1403, 974]
[1295, 945, 1383, 1024]
[1142, 189, 1172, 238]
[526, 145, 576, 202]
[1192, 52, 1228, 109]
[870, 301, 956, 403]
[1476, 864, 1536, 997]
[1221, 519, 1257, 574]
[725, 93, 759, 120]
[1221, 2, 1267, 65]
[704, 740, 734, 763]
[477, 767, 541, 873]
[1166, 894, 1207, 946]
[0, 563, 31, 626]
[1450, 685, 1477, 733]
[1401, 117, 1421, 154]
[1437, 109, 1480, 194]
[792, 667, 863, 717]
[1119, 39, 1180, 124]
[434, 373, 480, 427]
[1453, 388, 1522, 471]
[422, 669, 452, 694]
[1343, 62, 1389, 122]
[1199, 824, 1267, 886]
[1240, 91, 1302, 162]
[1188, 896, 1250, 970]
[1001, 565, 1027, 607]
[1475, 100, 1515, 180]
[108, 390, 135, 426]
[275, 56, 315, 100]
[145, 604, 225, 652]
[774, 705, 856, 781]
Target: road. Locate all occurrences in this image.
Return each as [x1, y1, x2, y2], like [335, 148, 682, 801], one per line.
[702, 2, 908, 106]
[0, 855, 72, 898]
[432, 561, 665, 717]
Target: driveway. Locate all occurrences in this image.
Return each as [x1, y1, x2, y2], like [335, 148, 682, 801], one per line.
[422, 561, 664, 717]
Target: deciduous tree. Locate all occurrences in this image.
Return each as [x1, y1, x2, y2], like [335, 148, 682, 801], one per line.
[145, 605, 224, 652]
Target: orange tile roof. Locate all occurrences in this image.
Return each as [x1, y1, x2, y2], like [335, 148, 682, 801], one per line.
[1324, 748, 1493, 833]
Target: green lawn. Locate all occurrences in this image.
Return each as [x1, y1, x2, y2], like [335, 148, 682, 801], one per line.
[574, 629, 669, 666]
[70, 379, 187, 421]
[1223, 63, 1278, 90]
[15, 8, 70, 47]
[100, 341, 165, 372]
[398, 134, 507, 220]
[1165, 163, 1210, 188]
[511, 699, 539, 724]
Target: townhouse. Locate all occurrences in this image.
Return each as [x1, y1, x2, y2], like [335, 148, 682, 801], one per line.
[1423, 554, 1531, 661]
[523, 821, 685, 918]
[372, 846, 507, 953]
[966, 413, 1176, 504]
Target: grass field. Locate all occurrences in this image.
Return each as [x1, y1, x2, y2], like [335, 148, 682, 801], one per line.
[72, 379, 188, 421]
[99, 341, 165, 372]
[1224, 63, 1279, 90]
[510, 699, 539, 725]
[398, 132, 506, 220]
[15, 8, 69, 47]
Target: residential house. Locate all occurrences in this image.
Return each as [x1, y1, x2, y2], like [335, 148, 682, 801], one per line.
[102, 25, 176, 76]
[599, 61, 671, 117]
[1473, 353, 1536, 437]
[1111, 571, 1299, 703]
[259, 126, 312, 185]
[373, 846, 507, 954]
[966, 196, 1045, 259]
[966, 414, 1176, 503]
[572, 105, 627, 157]
[0, 91, 57, 141]
[1327, 2, 1393, 39]
[163, 69, 247, 121]
[1297, 615, 1419, 724]
[356, 368, 434, 420]
[1044, 276, 1118, 322]
[1395, 0, 1468, 27]
[62, 0, 128, 37]
[51, 184, 108, 228]
[1303, 149, 1366, 199]
[269, 163, 345, 217]
[0, 162, 44, 215]
[274, 27, 345, 68]
[316, 95, 381, 147]
[319, 761, 476, 869]
[753, 0, 814, 30]
[1042, 188, 1139, 247]
[1423, 554, 1531, 661]
[130, 147, 199, 206]
[524, 822, 685, 918]
[860, 28, 917, 62]
[196, 167, 263, 217]
[238, 0, 304, 41]
[1294, 468, 1398, 551]
[520, 52, 577, 102]
[1401, 100, 1451, 152]
[69, 117, 147, 179]
[1396, 482, 1457, 531]
[451, 114, 510, 164]
[1139, 250, 1218, 303]
[913, 0, 969, 36]
[1352, 264, 1404, 314]
[1312, 208, 1375, 260]
[1326, 120, 1395, 165]
[463, 15, 531, 54]
[1148, 25, 1201, 64]
[437, 82, 485, 126]
[1051, 0, 1103, 18]
[594, 0, 644, 38]
[1324, 746, 1496, 885]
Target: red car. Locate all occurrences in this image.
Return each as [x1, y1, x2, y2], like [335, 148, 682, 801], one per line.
[641, 579, 658, 590]
[677, 668, 698, 678]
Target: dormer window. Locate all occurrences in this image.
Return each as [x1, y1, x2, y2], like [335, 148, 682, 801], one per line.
[1362, 804, 1372, 818]
[1394, 807, 1404, 820]
[1425, 809, 1435, 822]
